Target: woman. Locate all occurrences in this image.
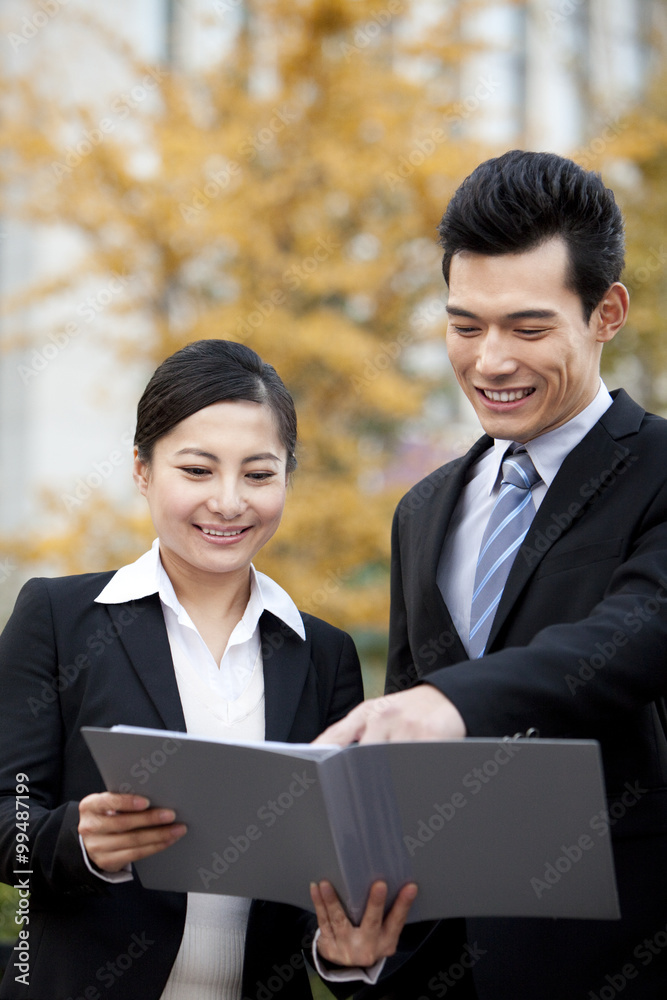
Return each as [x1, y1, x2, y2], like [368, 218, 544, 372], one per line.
[0, 340, 409, 1000]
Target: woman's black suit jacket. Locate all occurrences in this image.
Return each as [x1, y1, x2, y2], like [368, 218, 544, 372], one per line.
[0, 570, 363, 1000]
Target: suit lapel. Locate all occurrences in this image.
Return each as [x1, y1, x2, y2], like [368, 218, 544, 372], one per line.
[260, 611, 312, 742]
[105, 595, 187, 732]
[486, 389, 643, 650]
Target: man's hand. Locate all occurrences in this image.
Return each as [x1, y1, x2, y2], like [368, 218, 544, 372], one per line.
[311, 879, 418, 967]
[313, 685, 467, 746]
[78, 792, 187, 872]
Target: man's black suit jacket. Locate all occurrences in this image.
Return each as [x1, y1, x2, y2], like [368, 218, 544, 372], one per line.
[0, 570, 363, 1000]
[380, 389, 667, 999]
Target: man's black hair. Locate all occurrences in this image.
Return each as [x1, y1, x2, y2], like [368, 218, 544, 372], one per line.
[437, 149, 625, 321]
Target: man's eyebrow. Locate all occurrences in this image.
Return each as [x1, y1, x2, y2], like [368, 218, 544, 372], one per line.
[445, 306, 477, 317]
[505, 309, 558, 320]
[445, 306, 558, 321]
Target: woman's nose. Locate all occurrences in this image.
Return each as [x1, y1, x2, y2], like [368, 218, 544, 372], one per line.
[206, 481, 246, 519]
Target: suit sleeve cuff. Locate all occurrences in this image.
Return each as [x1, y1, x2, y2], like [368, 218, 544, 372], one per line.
[311, 928, 385, 984]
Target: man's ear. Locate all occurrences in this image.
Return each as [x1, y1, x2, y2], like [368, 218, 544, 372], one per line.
[132, 447, 150, 496]
[594, 282, 630, 344]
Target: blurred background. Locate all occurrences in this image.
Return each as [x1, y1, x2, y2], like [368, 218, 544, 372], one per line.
[1, 0, 666, 982]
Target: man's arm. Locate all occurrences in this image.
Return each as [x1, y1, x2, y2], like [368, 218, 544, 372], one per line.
[322, 446, 667, 745]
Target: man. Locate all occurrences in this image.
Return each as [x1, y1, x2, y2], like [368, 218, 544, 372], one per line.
[317, 150, 667, 998]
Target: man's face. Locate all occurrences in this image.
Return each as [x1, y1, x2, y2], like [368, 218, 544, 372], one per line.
[445, 238, 618, 443]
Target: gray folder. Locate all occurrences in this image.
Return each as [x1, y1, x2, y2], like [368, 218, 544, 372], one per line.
[82, 726, 620, 923]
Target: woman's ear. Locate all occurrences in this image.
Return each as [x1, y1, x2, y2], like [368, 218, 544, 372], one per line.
[132, 447, 150, 496]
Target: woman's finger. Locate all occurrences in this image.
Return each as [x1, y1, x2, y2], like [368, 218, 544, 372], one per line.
[79, 792, 187, 871]
[378, 882, 418, 952]
[86, 823, 188, 870]
[312, 878, 417, 967]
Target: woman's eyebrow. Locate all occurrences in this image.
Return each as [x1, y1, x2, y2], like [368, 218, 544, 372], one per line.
[174, 448, 219, 462]
[242, 453, 282, 463]
[174, 448, 282, 463]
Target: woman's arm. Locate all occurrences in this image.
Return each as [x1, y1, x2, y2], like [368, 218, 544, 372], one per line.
[0, 579, 90, 895]
[0, 578, 185, 896]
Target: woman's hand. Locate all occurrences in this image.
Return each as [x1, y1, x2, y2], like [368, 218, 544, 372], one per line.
[310, 879, 417, 968]
[78, 792, 187, 873]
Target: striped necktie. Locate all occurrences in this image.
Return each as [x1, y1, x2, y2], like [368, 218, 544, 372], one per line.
[468, 448, 541, 659]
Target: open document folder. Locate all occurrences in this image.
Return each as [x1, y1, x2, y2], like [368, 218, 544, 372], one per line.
[82, 726, 619, 924]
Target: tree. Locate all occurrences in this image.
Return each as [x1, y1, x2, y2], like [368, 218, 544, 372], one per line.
[567, 4, 667, 413]
[0, 0, 488, 632]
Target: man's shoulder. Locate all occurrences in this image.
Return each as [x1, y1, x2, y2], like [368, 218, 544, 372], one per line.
[601, 388, 667, 450]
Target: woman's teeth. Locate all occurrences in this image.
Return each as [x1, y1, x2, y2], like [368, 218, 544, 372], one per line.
[201, 527, 244, 536]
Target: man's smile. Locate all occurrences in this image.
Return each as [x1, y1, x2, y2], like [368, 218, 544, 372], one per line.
[478, 387, 536, 403]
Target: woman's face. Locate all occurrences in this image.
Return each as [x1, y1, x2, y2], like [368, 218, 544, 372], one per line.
[133, 400, 288, 588]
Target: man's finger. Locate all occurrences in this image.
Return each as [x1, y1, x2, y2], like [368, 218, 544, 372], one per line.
[313, 703, 373, 745]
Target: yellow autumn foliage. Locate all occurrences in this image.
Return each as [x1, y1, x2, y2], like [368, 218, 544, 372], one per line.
[0, 0, 492, 634]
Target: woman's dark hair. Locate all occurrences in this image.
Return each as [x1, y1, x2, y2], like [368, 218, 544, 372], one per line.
[438, 149, 625, 322]
[134, 339, 297, 472]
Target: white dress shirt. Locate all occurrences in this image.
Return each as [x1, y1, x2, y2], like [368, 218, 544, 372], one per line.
[437, 381, 613, 653]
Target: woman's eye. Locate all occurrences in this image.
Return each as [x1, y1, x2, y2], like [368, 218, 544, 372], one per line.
[247, 472, 274, 481]
[182, 466, 209, 477]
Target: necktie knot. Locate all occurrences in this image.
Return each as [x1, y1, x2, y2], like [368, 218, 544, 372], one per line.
[501, 448, 540, 491]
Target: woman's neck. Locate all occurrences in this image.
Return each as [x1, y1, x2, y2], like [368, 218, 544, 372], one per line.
[160, 552, 253, 665]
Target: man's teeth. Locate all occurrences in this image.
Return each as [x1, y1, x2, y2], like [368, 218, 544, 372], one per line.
[201, 527, 244, 537]
[483, 388, 534, 402]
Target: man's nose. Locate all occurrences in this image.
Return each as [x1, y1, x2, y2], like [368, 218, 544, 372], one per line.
[475, 330, 517, 378]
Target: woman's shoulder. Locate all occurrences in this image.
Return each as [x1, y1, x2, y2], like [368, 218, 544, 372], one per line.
[298, 611, 355, 646]
[3, 572, 124, 638]
[16, 570, 118, 607]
